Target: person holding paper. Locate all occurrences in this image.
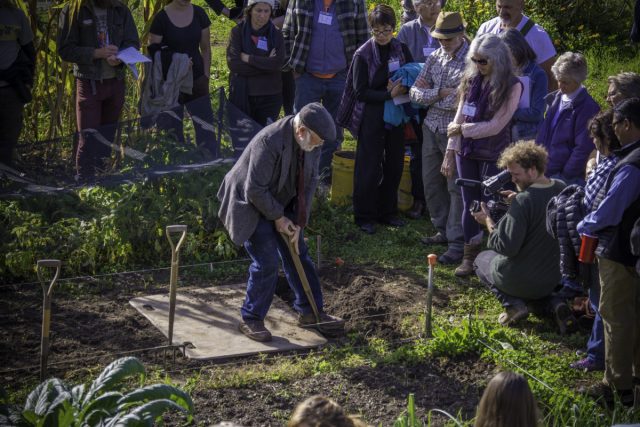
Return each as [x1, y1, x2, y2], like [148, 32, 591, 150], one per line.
[336, 5, 413, 234]
[149, 0, 218, 156]
[57, 0, 140, 180]
[500, 29, 546, 141]
[226, 0, 285, 126]
[0, 0, 35, 166]
[444, 34, 522, 277]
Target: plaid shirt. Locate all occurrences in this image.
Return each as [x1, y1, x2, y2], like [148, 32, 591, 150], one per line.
[409, 39, 469, 134]
[282, 0, 369, 74]
[584, 155, 618, 212]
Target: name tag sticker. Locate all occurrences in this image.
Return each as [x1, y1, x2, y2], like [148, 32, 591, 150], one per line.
[422, 47, 435, 57]
[82, 19, 93, 25]
[257, 37, 268, 51]
[462, 102, 477, 117]
[388, 59, 400, 73]
[318, 12, 332, 25]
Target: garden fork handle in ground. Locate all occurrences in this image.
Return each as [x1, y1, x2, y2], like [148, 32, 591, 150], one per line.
[166, 225, 187, 345]
[37, 259, 61, 381]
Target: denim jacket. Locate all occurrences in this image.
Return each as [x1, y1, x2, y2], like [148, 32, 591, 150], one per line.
[57, 1, 140, 80]
[512, 61, 547, 141]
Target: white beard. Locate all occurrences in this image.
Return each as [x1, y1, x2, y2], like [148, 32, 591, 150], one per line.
[297, 132, 318, 152]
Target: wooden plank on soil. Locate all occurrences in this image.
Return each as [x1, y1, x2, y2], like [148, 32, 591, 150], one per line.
[129, 283, 327, 360]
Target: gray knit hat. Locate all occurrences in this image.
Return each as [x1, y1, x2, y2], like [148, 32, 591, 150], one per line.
[298, 102, 336, 142]
[247, 0, 275, 8]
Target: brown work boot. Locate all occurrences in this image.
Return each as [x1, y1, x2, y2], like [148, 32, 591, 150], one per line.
[298, 312, 346, 336]
[498, 304, 529, 326]
[238, 320, 272, 342]
[454, 243, 481, 277]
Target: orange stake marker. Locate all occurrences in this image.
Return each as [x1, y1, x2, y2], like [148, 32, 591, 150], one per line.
[425, 254, 437, 338]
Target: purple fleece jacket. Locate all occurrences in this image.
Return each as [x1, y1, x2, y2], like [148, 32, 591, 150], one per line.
[535, 88, 600, 180]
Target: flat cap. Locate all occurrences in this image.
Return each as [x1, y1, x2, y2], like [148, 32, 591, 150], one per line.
[298, 102, 336, 142]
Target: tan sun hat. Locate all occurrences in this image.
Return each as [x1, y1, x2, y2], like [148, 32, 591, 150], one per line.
[430, 12, 465, 39]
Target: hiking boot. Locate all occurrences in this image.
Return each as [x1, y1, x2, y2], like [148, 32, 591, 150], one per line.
[380, 216, 406, 227]
[498, 304, 529, 326]
[454, 243, 481, 277]
[580, 382, 634, 407]
[238, 320, 272, 342]
[420, 232, 447, 245]
[554, 301, 578, 335]
[438, 247, 463, 265]
[298, 312, 346, 337]
[570, 357, 604, 372]
[359, 222, 376, 234]
[406, 200, 425, 219]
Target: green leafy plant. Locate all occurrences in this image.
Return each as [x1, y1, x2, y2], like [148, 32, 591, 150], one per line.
[0, 357, 194, 426]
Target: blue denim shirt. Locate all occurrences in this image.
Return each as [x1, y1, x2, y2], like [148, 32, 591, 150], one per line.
[305, 0, 347, 74]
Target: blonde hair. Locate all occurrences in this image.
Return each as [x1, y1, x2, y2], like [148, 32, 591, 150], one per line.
[474, 372, 539, 427]
[288, 396, 369, 427]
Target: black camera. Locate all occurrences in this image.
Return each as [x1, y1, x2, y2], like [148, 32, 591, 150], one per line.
[456, 170, 512, 223]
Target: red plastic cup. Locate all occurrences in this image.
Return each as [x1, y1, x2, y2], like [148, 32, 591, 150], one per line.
[578, 234, 599, 264]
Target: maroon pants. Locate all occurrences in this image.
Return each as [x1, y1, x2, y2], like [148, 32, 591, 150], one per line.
[75, 78, 125, 178]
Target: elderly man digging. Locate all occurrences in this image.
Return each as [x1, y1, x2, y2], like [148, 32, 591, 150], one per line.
[217, 103, 345, 342]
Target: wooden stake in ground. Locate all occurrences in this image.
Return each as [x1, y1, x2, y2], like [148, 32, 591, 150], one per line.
[425, 254, 437, 339]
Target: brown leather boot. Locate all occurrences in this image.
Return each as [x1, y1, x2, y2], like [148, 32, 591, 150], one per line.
[454, 243, 482, 277]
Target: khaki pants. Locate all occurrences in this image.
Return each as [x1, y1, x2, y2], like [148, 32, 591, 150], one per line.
[598, 256, 640, 390]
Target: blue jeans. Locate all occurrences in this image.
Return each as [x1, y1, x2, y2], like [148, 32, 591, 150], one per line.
[241, 216, 324, 321]
[294, 72, 346, 183]
[586, 264, 605, 366]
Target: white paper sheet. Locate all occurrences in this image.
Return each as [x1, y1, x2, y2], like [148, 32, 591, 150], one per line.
[117, 47, 150, 64]
[393, 94, 410, 105]
[518, 76, 530, 109]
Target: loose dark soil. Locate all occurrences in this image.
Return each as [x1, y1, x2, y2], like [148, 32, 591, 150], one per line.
[0, 265, 491, 426]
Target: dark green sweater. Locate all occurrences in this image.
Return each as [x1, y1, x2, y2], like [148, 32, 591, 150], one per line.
[489, 179, 565, 299]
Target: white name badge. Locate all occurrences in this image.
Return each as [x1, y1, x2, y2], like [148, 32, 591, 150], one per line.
[257, 37, 268, 51]
[462, 102, 477, 117]
[318, 12, 332, 25]
[388, 59, 400, 73]
[422, 47, 435, 57]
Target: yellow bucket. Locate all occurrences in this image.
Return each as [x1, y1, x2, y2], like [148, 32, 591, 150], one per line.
[330, 151, 355, 206]
[329, 151, 413, 211]
[397, 155, 413, 212]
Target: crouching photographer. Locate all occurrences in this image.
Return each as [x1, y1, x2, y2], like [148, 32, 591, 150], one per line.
[471, 141, 574, 332]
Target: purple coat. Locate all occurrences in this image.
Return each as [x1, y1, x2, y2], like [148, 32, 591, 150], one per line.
[535, 88, 600, 181]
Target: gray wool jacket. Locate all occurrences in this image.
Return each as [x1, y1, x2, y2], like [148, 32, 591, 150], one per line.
[217, 116, 320, 246]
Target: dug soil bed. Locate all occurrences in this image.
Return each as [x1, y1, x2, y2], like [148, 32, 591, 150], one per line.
[189, 357, 495, 426]
[2, 263, 474, 425]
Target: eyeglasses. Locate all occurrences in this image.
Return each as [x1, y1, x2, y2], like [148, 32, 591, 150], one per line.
[371, 28, 393, 37]
[471, 57, 488, 65]
[420, 0, 440, 7]
[612, 117, 626, 127]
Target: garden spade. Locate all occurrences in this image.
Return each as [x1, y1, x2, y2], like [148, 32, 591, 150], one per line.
[166, 225, 187, 345]
[37, 259, 61, 380]
[425, 254, 437, 339]
[279, 230, 321, 324]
